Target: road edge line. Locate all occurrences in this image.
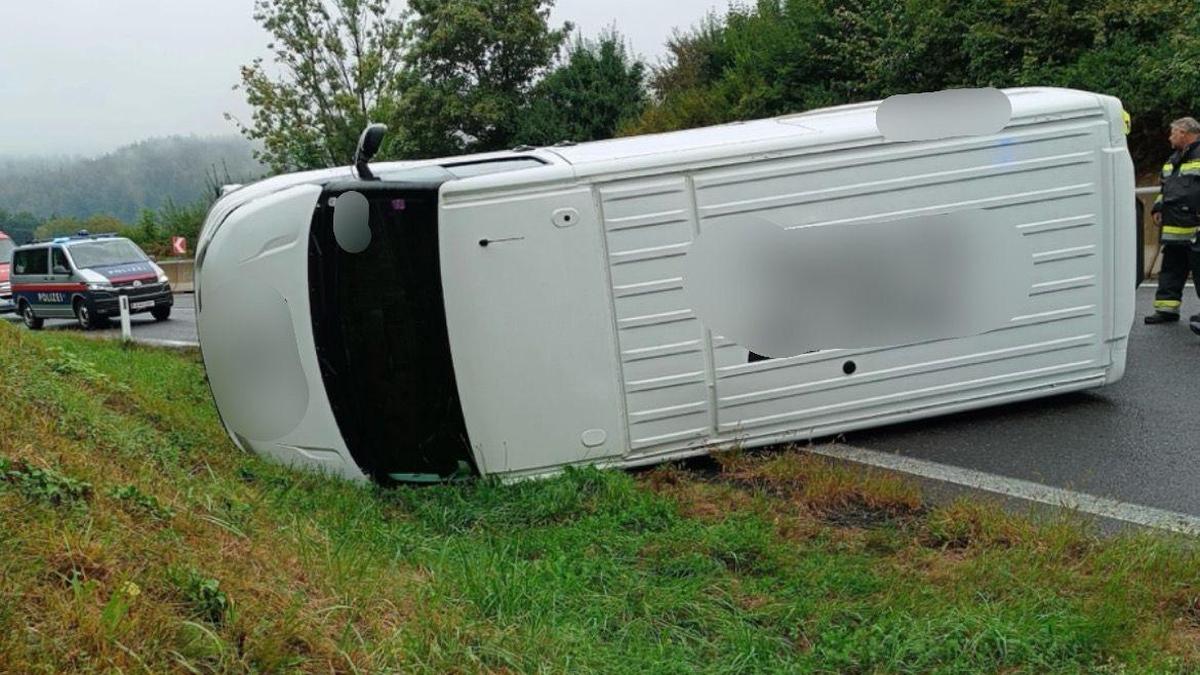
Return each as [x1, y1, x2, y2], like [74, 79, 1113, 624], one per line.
[809, 443, 1200, 536]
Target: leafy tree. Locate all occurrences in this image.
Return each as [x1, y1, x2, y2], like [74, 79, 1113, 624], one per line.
[514, 31, 648, 146]
[395, 0, 571, 157]
[0, 209, 43, 244]
[34, 214, 126, 241]
[232, 0, 408, 171]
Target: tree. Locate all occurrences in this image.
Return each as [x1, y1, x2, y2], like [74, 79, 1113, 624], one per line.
[0, 209, 43, 244]
[231, 0, 408, 172]
[34, 214, 126, 241]
[514, 30, 648, 146]
[626, 0, 1200, 176]
[395, 0, 571, 157]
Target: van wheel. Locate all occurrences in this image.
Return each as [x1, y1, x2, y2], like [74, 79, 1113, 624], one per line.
[151, 306, 171, 322]
[73, 298, 95, 331]
[20, 302, 43, 330]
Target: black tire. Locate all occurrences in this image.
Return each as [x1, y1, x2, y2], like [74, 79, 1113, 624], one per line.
[151, 305, 171, 322]
[20, 302, 43, 330]
[73, 298, 96, 330]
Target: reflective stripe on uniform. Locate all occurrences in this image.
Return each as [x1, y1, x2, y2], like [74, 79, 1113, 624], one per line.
[1161, 225, 1197, 242]
[1181, 161, 1200, 176]
[1154, 300, 1182, 313]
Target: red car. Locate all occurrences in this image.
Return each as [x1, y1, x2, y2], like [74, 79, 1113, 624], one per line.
[0, 230, 14, 313]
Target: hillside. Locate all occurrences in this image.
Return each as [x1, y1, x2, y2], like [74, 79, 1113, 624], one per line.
[0, 136, 265, 224]
[2, 324, 1200, 672]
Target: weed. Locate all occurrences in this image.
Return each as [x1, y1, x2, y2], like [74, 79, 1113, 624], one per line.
[0, 458, 92, 506]
[108, 484, 176, 521]
[45, 346, 129, 393]
[170, 568, 233, 626]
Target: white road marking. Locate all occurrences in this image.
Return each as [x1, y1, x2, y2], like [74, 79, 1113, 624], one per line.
[810, 443, 1200, 536]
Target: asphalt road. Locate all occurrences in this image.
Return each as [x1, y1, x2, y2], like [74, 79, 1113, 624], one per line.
[3, 293, 198, 346]
[845, 286, 1200, 517]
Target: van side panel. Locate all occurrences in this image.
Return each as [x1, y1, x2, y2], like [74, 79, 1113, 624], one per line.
[595, 108, 1128, 459]
[439, 187, 626, 475]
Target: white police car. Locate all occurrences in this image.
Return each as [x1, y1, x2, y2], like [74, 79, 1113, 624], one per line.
[10, 232, 173, 330]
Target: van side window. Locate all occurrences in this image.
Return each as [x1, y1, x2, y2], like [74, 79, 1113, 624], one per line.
[14, 249, 48, 275]
[51, 248, 70, 275]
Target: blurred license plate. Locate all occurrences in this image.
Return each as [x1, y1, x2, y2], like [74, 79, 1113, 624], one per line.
[131, 301, 155, 310]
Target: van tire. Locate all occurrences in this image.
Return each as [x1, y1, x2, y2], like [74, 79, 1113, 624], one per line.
[73, 298, 95, 331]
[20, 301, 43, 330]
[151, 306, 171, 322]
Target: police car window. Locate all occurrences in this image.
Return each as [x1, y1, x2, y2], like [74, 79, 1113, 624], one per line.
[442, 158, 546, 179]
[51, 248, 70, 274]
[15, 249, 48, 275]
[68, 240, 147, 269]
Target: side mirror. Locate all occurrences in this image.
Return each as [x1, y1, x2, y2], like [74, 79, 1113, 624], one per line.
[354, 123, 388, 181]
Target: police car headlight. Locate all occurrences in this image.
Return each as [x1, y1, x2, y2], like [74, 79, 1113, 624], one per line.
[87, 282, 113, 291]
[157, 272, 169, 284]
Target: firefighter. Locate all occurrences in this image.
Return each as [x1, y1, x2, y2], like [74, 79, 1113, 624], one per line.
[1146, 117, 1200, 324]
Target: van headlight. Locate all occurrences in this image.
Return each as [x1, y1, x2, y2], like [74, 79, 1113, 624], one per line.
[87, 282, 113, 291]
[157, 272, 169, 284]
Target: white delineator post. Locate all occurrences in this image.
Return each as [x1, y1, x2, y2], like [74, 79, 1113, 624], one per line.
[118, 295, 132, 342]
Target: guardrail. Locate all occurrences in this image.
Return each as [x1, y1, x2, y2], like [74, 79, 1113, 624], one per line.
[156, 258, 195, 292]
[1136, 187, 1162, 281]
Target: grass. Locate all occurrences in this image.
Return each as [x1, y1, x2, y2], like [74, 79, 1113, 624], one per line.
[3, 321, 1200, 673]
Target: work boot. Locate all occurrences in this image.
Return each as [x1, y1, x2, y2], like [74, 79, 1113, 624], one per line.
[1190, 314, 1200, 336]
[1145, 312, 1180, 324]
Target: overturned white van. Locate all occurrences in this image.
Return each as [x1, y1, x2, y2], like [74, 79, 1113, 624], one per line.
[195, 87, 1135, 483]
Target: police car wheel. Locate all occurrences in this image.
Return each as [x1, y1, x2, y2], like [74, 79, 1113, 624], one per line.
[151, 306, 171, 322]
[73, 299, 94, 331]
[21, 303, 43, 330]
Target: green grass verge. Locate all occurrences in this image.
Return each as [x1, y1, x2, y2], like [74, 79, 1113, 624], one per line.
[2, 322, 1200, 673]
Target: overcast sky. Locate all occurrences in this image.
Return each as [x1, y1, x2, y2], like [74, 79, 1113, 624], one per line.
[0, 0, 726, 158]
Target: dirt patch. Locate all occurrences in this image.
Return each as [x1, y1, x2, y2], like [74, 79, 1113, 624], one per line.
[46, 547, 112, 587]
[642, 466, 759, 522]
[820, 494, 924, 529]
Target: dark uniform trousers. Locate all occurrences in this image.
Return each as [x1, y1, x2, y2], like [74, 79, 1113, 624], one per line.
[1154, 243, 1200, 316]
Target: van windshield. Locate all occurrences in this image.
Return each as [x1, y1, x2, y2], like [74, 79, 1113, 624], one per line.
[0, 238, 14, 263]
[67, 240, 147, 268]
